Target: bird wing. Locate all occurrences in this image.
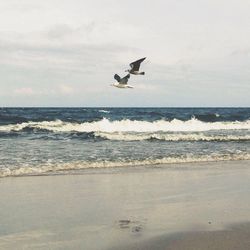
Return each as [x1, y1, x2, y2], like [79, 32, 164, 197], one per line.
[129, 57, 146, 71]
[114, 74, 121, 82]
[119, 74, 130, 84]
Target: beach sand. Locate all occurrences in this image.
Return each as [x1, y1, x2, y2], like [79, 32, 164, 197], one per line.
[0, 160, 250, 249]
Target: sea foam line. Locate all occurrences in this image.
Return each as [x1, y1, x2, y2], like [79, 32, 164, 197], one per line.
[1, 153, 250, 177]
[0, 118, 250, 133]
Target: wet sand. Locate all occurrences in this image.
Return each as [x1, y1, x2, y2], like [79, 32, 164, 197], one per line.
[113, 223, 250, 250]
[0, 160, 250, 249]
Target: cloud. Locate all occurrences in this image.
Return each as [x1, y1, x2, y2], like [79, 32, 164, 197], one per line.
[0, 26, 140, 75]
[46, 24, 75, 40]
[0, 0, 250, 106]
[46, 22, 96, 41]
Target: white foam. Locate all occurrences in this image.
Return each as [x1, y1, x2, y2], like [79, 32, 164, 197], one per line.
[0, 118, 250, 133]
[98, 110, 110, 113]
[0, 120, 64, 132]
[1, 153, 250, 177]
[94, 132, 250, 141]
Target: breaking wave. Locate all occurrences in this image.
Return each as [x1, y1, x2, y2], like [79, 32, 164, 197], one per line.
[94, 132, 250, 142]
[1, 153, 250, 177]
[0, 118, 250, 133]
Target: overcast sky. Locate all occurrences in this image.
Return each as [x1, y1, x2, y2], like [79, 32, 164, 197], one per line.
[0, 0, 249, 107]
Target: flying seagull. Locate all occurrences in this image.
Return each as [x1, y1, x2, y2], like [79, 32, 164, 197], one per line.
[111, 74, 133, 88]
[126, 57, 146, 75]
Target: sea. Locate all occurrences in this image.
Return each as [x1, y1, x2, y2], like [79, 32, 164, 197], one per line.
[0, 107, 249, 177]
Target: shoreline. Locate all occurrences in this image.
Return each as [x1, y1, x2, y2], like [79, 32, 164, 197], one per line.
[1, 160, 250, 249]
[2, 159, 250, 178]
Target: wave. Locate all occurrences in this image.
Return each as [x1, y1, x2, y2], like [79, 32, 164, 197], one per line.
[0, 118, 250, 133]
[1, 153, 250, 177]
[3, 131, 248, 142]
[98, 110, 110, 114]
[94, 132, 250, 142]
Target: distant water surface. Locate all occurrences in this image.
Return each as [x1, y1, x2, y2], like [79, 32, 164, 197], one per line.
[0, 108, 249, 177]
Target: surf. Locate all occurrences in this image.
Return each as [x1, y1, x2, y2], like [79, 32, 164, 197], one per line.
[1, 152, 250, 177]
[0, 117, 250, 133]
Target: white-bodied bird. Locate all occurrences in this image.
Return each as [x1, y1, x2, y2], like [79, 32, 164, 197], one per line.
[111, 74, 133, 88]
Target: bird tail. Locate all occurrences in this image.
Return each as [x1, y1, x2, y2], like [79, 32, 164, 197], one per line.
[140, 72, 145, 75]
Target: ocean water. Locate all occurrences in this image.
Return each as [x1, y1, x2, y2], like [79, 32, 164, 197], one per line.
[0, 107, 249, 177]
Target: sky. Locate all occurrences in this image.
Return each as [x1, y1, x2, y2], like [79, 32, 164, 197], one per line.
[0, 0, 249, 107]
